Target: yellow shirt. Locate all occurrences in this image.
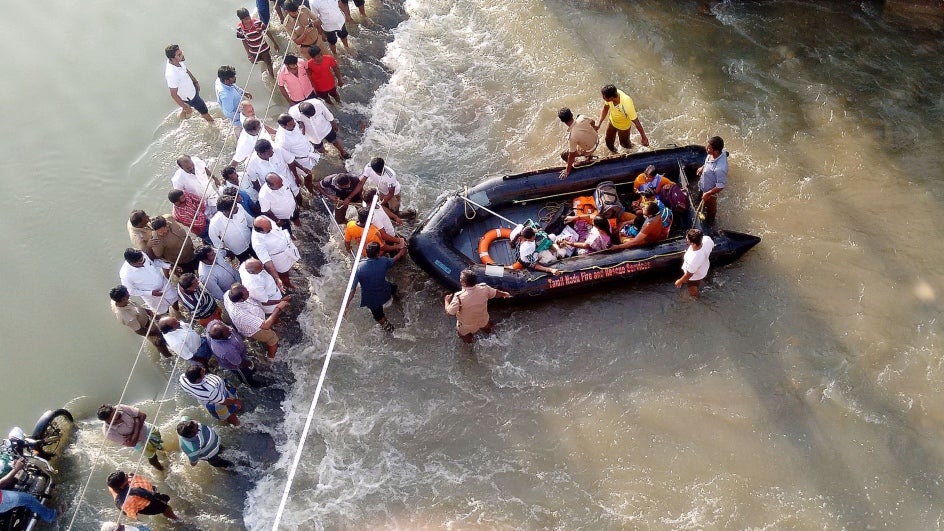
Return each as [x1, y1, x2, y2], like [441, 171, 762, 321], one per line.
[606, 89, 638, 130]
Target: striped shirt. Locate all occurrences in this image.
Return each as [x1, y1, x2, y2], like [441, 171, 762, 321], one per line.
[179, 422, 221, 464]
[179, 373, 229, 405]
[177, 283, 218, 319]
[223, 295, 266, 337]
[236, 18, 270, 55]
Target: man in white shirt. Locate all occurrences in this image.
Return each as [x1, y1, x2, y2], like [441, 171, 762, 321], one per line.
[118, 248, 180, 315]
[230, 118, 273, 171]
[361, 188, 397, 238]
[251, 216, 300, 290]
[274, 114, 320, 193]
[259, 174, 299, 234]
[158, 316, 212, 365]
[195, 246, 241, 302]
[172, 155, 220, 217]
[239, 258, 286, 314]
[675, 228, 715, 297]
[208, 196, 254, 261]
[245, 139, 301, 198]
[309, 0, 352, 55]
[289, 98, 351, 159]
[164, 44, 214, 123]
[362, 156, 407, 217]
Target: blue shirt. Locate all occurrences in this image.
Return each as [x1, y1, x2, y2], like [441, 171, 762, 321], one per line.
[699, 151, 728, 192]
[352, 257, 394, 309]
[215, 79, 246, 125]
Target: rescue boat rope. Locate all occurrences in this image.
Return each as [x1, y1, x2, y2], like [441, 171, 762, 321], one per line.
[270, 194, 379, 530]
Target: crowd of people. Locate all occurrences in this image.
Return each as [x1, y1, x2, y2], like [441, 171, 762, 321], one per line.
[96, 0, 411, 528]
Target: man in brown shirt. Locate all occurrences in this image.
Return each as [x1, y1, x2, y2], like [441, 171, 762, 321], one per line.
[557, 107, 599, 179]
[109, 285, 171, 357]
[444, 269, 510, 343]
[148, 215, 197, 272]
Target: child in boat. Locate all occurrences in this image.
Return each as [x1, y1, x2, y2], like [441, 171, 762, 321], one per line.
[510, 224, 563, 275]
[562, 215, 615, 254]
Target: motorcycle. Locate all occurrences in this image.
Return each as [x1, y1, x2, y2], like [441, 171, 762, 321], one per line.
[0, 409, 74, 531]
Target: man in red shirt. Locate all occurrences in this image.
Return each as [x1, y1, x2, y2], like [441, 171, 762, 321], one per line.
[168, 189, 208, 240]
[235, 8, 280, 77]
[307, 45, 343, 104]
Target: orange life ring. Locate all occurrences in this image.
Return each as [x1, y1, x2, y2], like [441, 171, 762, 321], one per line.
[478, 227, 523, 269]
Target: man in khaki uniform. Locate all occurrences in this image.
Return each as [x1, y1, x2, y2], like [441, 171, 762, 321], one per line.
[557, 107, 599, 179]
[444, 269, 510, 343]
[149, 215, 197, 273]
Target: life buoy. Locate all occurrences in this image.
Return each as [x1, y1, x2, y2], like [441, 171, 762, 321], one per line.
[478, 227, 523, 269]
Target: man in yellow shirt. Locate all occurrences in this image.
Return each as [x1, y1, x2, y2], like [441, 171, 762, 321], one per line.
[597, 84, 650, 153]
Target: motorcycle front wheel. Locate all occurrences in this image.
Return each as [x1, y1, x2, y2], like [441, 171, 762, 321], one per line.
[30, 409, 74, 460]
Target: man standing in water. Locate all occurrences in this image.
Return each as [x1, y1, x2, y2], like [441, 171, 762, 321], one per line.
[445, 269, 511, 343]
[164, 44, 214, 123]
[675, 228, 715, 297]
[597, 84, 648, 153]
[696, 136, 727, 224]
[348, 242, 407, 331]
[557, 107, 599, 179]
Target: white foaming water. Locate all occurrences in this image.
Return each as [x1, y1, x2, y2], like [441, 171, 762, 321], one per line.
[7, 0, 944, 528]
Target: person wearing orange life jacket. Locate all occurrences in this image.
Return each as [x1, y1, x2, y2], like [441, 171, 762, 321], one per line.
[106, 470, 178, 521]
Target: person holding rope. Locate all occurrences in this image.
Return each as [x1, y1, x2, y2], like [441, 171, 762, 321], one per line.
[106, 470, 178, 522]
[164, 44, 214, 123]
[317, 172, 366, 224]
[557, 107, 599, 179]
[97, 404, 167, 472]
[215, 65, 252, 137]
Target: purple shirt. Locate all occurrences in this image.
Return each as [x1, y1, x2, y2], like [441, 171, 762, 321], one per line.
[207, 321, 247, 370]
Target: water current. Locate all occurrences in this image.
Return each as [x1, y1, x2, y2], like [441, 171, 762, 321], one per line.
[2, 0, 944, 529]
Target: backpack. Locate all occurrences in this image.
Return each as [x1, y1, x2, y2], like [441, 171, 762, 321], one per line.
[659, 182, 690, 213]
[594, 181, 623, 218]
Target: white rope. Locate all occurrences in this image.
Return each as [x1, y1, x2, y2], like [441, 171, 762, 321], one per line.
[458, 194, 517, 226]
[270, 193, 379, 530]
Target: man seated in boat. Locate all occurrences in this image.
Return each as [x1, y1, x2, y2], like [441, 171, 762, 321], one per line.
[510, 225, 562, 276]
[611, 202, 671, 250]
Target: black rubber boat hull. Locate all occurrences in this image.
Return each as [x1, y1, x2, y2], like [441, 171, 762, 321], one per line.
[409, 145, 761, 298]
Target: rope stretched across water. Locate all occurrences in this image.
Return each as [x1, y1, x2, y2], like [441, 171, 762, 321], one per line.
[270, 193, 379, 530]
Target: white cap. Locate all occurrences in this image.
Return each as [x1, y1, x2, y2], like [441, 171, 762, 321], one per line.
[101, 523, 120, 531]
